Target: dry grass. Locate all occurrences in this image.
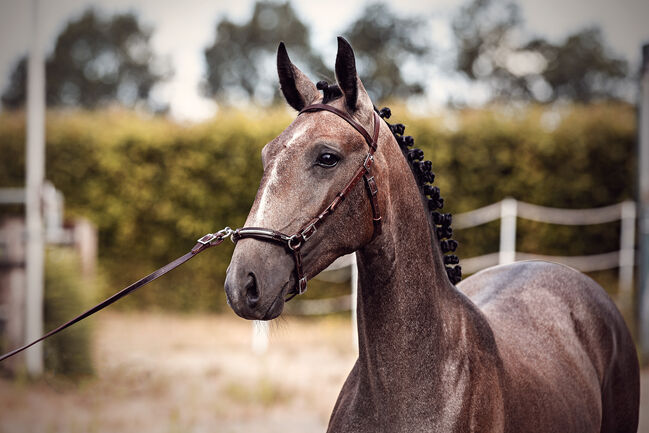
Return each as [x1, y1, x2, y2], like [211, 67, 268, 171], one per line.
[0, 312, 356, 433]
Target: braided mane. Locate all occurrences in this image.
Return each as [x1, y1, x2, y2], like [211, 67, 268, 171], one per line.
[376, 106, 462, 285]
[314, 81, 461, 284]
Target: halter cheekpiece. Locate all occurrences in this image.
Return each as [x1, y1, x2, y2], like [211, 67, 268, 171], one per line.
[230, 103, 382, 301]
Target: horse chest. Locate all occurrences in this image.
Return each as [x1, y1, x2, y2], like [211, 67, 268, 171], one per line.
[327, 359, 505, 433]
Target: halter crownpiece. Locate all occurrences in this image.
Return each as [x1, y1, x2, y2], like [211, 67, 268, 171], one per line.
[231, 104, 382, 300]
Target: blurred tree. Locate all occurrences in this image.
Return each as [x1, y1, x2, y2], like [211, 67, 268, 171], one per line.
[524, 28, 628, 103]
[452, 0, 628, 103]
[342, 2, 432, 103]
[203, 1, 329, 104]
[1, 9, 169, 111]
[452, 0, 536, 100]
[1, 57, 28, 109]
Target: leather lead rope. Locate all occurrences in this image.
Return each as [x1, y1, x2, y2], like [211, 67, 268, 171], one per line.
[0, 228, 233, 363]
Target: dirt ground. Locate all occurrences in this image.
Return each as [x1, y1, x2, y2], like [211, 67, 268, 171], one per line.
[0, 312, 648, 433]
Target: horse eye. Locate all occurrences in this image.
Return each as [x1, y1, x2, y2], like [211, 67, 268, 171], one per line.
[316, 152, 340, 167]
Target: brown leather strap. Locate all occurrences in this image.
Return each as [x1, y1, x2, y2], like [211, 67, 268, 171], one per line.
[231, 227, 292, 245]
[362, 110, 382, 234]
[299, 104, 378, 150]
[364, 174, 382, 235]
[0, 229, 231, 363]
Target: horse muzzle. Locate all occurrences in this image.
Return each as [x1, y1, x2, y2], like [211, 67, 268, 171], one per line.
[224, 240, 293, 320]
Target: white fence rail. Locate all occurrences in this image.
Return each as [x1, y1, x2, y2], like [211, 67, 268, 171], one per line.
[0, 184, 70, 244]
[454, 198, 636, 294]
[291, 198, 637, 318]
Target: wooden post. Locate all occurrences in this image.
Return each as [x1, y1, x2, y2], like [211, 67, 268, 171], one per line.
[638, 43, 649, 361]
[499, 198, 517, 265]
[24, 0, 45, 376]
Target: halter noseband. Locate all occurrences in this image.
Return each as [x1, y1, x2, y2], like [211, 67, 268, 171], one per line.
[231, 103, 382, 301]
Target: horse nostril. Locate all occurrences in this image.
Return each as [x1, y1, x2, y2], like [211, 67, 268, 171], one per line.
[245, 272, 260, 308]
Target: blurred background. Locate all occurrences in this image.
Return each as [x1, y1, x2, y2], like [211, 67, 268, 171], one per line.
[0, 0, 648, 431]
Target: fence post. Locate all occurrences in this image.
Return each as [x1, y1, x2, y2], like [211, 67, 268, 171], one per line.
[619, 201, 636, 295]
[499, 198, 517, 265]
[24, 0, 45, 376]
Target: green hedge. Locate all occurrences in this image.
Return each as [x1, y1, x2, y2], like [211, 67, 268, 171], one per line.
[0, 104, 636, 310]
[405, 104, 635, 263]
[44, 248, 93, 377]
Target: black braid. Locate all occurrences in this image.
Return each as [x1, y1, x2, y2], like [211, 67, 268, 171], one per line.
[377, 106, 462, 285]
[317, 81, 343, 104]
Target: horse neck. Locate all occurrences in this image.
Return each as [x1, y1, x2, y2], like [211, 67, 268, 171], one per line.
[354, 145, 481, 398]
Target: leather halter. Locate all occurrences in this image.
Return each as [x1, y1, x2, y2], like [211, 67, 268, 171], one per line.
[231, 104, 382, 300]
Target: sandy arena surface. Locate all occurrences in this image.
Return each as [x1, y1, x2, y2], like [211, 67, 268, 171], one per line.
[0, 312, 356, 433]
[0, 311, 648, 433]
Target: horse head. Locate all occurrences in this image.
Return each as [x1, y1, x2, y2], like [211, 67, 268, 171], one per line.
[224, 37, 389, 320]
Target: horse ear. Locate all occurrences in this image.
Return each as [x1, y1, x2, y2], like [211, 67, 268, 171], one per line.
[335, 37, 359, 112]
[277, 42, 319, 111]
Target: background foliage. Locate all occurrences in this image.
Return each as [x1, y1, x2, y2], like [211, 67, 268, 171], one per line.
[3, 0, 630, 111]
[341, 3, 432, 102]
[203, 2, 329, 104]
[43, 248, 94, 377]
[452, 0, 629, 103]
[1, 9, 169, 111]
[0, 103, 635, 310]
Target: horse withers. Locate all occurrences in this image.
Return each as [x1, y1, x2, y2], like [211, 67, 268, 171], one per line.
[223, 37, 640, 432]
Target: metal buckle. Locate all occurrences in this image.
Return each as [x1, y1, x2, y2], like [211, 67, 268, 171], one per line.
[197, 227, 233, 245]
[197, 233, 219, 245]
[366, 176, 378, 196]
[363, 153, 373, 171]
[301, 222, 318, 242]
[298, 277, 308, 294]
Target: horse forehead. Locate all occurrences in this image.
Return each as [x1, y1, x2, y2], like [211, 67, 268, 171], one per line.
[264, 114, 353, 162]
[282, 120, 312, 149]
[269, 117, 317, 151]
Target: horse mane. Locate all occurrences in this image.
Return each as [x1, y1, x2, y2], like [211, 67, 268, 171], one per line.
[376, 106, 462, 285]
[312, 81, 461, 284]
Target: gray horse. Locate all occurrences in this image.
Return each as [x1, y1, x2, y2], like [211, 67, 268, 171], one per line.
[224, 37, 639, 432]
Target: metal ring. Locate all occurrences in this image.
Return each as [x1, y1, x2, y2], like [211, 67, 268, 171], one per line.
[287, 235, 302, 251]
